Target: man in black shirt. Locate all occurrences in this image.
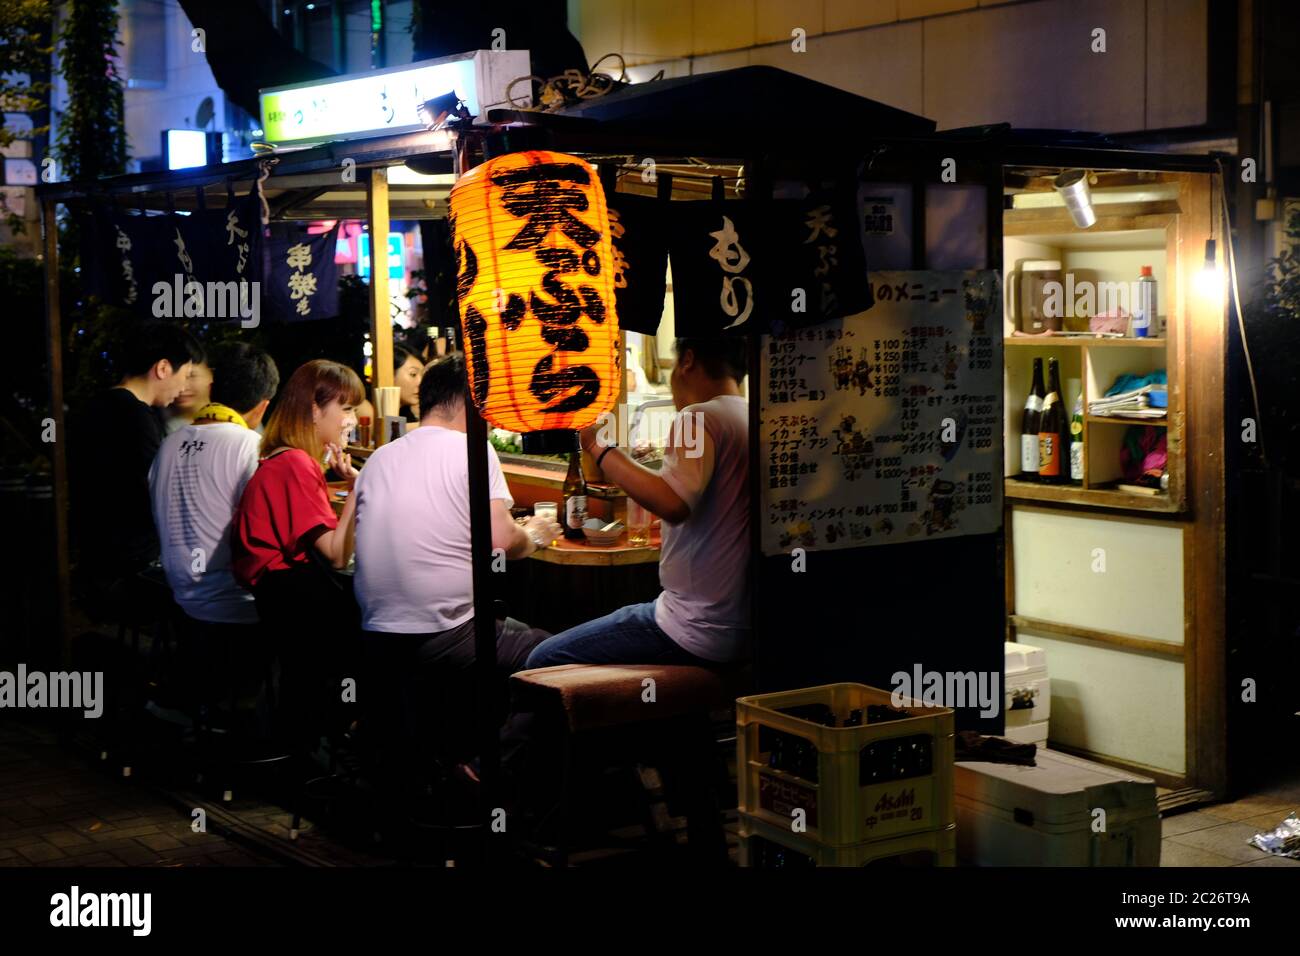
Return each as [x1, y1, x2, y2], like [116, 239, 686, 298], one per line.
[72, 322, 205, 610]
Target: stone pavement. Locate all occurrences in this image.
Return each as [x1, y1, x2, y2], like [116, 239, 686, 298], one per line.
[0, 717, 278, 867]
[4, 711, 1297, 868]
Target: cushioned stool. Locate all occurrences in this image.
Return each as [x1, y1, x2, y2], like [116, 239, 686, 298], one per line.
[509, 663, 749, 866]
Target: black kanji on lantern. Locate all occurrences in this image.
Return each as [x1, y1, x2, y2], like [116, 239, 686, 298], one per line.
[492, 161, 602, 251]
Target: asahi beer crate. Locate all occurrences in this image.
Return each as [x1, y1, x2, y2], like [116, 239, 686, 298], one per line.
[738, 812, 956, 868]
[736, 683, 954, 847]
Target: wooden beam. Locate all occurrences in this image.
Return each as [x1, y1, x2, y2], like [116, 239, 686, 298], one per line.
[1178, 170, 1229, 797]
[366, 167, 393, 399]
[1003, 205, 1182, 234]
[1009, 615, 1185, 660]
[42, 200, 71, 667]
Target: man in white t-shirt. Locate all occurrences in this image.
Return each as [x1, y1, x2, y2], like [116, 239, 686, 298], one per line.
[352, 353, 561, 774]
[524, 337, 751, 668]
[148, 344, 279, 720]
[149, 344, 280, 625]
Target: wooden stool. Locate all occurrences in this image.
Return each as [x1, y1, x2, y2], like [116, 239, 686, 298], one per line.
[509, 663, 749, 866]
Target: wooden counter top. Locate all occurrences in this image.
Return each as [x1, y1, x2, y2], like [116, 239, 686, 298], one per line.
[528, 528, 661, 567]
[328, 480, 660, 567]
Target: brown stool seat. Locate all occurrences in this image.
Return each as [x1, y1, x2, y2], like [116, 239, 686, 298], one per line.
[510, 664, 748, 732]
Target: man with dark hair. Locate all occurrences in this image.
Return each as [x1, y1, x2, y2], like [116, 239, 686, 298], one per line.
[149, 342, 280, 625]
[72, 321, 206, 600]
[671, 336, 748, 384]
[524, 335, 752, 667]
[207, 342, 281, 418]
[351, 353, 560, 797]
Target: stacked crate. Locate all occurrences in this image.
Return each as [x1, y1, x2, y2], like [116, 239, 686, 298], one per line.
[1002, 641, 1051, 747]
[736, 683, 955, 867]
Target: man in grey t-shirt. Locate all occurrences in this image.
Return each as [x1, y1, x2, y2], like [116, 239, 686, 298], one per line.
[524, 337, 752, 669]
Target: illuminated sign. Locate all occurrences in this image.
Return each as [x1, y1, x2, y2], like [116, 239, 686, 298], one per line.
[357, 231, 405, 280]
[258, 49, 529, 147]
[163, 129, 210, 170]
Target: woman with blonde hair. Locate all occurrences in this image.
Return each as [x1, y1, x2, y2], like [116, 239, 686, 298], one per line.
[233, 359, 364, 753]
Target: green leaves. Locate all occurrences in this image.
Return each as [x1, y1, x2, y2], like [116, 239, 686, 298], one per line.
[53, 0, 128, 183]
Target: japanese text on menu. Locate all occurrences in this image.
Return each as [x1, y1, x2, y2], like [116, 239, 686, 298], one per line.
[760, 271, 1002, 554]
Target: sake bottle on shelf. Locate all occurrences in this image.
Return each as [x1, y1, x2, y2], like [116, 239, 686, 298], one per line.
[1069, 392, 1085, 485]
[1037, 358, 1068, 485]
[1020, 358, 1045, 482]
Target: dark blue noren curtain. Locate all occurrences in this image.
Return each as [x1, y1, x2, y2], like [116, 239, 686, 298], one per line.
[668, 199, 762, 337]
[265, 222, 342, 322]
[606, 190, 669, 336]
[768, 183, 872, 332]
[667, 182, 872, 336]
[90, 189, 265, 321]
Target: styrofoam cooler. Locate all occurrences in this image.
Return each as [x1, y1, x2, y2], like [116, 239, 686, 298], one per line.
[1003, 641, 1049, 746]
[954, 748, 1161, 866]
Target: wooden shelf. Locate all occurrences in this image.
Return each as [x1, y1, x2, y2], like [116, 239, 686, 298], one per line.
[1086, 415, 1168, 426]
[1005, 477, 1180, 513]
[1004, 337, 1167, 348]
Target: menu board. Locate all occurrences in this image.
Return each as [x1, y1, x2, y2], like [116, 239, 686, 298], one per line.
[760, 270, 1003, 555]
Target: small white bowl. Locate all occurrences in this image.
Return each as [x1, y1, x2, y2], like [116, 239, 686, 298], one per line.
[582, 518, 623, 546]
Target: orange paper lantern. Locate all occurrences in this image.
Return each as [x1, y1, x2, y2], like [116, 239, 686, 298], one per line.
[448, 150, 621, 433]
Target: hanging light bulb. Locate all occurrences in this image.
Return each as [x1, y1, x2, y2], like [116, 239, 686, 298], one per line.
[1196, 238, 1222, 300]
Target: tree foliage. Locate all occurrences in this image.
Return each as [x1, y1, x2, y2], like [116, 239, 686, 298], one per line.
[52, 0, 128, 182]
[0, 0, 53, 144]
[0, 0, 53, 232]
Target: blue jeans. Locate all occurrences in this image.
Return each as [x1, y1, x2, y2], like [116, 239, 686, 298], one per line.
[523, 601, 708, 669]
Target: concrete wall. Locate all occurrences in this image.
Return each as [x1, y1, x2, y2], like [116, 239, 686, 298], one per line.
[120, 1, 228, 165]
[567, 0, 1210, 133]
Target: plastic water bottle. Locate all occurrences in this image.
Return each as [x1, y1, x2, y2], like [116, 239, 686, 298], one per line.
[1132, 266, 1156, 338]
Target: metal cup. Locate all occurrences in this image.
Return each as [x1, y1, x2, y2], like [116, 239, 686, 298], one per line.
[1053, 169, 1096, 229]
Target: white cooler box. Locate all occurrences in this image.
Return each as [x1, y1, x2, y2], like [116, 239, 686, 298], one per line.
[955, 749, 1161, 866]
[1003, 641, 1049, 746]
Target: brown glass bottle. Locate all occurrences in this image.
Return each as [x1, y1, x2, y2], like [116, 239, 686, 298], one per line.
[562, 434, 588, 540]
[1036, 358, 1069, 484]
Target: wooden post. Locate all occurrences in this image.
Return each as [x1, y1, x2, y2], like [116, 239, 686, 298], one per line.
[42, 199, 71, 667]
[451, 132, 502, 863]
[1181, 170, 1229, 797]
[367, 167, 394, 441]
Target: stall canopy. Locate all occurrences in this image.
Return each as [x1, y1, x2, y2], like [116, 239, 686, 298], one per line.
[541, 65, 936, 146]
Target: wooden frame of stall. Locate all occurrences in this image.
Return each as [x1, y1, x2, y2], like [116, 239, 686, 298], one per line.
[995, 153, 1229, 801]
[37, 120, 1236, 872]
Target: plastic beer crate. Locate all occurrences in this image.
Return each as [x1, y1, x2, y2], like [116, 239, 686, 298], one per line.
[739, 813, 956, 867]
[736, 682, 954, 846]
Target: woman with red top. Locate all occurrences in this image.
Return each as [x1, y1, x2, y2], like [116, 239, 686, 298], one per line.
[233, 359, 364, 752]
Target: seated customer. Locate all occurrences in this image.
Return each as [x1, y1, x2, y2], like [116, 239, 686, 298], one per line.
[163, 358, 214, 435]
[71, 321, 205, 607]
[150, 343, 279, 626]
[525, 337, 751, 668]
[149, 344, 279, 717]
[352, 353, 560, 775]
[393, 346, 424, 422]
[232, 359, 364, 751]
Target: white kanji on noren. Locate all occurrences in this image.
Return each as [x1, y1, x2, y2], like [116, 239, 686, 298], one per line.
[285, 242, 312, 271]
